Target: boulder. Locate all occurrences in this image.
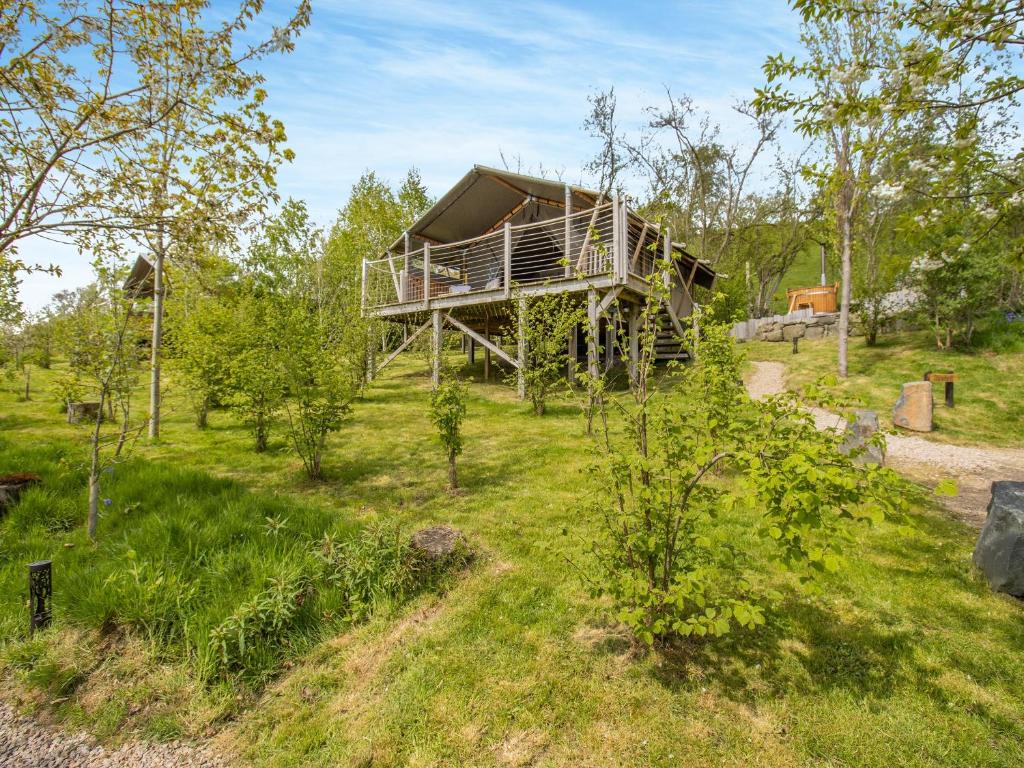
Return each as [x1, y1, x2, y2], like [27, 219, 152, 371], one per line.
[67, 401, 101, 424]
[0, 472, 41, 514]
[410, 524, 470, 568]
[973, 482, 1024, 597]
[892, 381, 933, 432]
[804, 325, 825, 340]
[762, 328, 784, 342]
[782, 323, 806, 341]
[839, 410, 884, 465]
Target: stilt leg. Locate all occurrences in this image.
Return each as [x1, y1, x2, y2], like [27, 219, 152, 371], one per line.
[517, 297, 527, 401]
[431, 309, 442, 387]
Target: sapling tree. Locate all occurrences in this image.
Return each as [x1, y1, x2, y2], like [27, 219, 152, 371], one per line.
[221, 199, 366, 476]
[221, 293, 286, 453]
[166, 293, 232, 428]
[757, 1, 903, 377]
[430, 372, 467, 491]
[511, 292, 585, 415]
[53, 275, 146, 539]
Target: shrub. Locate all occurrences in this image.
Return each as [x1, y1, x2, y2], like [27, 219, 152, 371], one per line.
[583, 296, 908, 645]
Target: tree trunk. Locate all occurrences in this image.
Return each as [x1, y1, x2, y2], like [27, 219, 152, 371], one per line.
[23, 366, 29, 400]
[448, 449, 458, 490]
[837, 201, 853, 378]
[149, 244, 165, 439]
[196, 399, 208, 429]
[87, 396, 103, 540]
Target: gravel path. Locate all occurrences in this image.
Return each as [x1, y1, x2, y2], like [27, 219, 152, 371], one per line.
[0, 702, 226, 768]
[745, 361, 1024, 527]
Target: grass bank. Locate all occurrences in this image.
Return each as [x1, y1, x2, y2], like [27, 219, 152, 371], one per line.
[746, 331, 1024, 448]
[1, 355, 1022, 766]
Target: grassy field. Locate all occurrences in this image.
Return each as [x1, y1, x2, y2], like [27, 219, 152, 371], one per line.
[1, 354, 1023, 767]
[746, 330, 1024, 448]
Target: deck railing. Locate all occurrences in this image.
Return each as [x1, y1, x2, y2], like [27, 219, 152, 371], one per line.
[362, 201, 664, 312]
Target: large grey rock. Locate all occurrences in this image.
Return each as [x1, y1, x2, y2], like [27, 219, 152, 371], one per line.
[839, 410, 884, 465]
[974, 482, 1024, 597]
[782, 323, 806, 341]
[804, 325, 825, 340]
[762, 328, 783, 342]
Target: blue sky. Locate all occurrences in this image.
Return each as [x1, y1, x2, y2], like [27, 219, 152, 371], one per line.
[19, 0, 802, 310]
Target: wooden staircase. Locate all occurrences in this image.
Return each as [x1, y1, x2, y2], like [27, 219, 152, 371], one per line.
[653, 314, 691, 363]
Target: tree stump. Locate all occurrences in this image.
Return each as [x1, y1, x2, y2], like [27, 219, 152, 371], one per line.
[409, 525, 470, 573]
[0, 472, 41, 515]
[66, 401, 101, 424]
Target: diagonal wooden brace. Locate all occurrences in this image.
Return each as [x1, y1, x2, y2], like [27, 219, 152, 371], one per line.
[375, 318, 431, 375]
[444, 313, 520, 368]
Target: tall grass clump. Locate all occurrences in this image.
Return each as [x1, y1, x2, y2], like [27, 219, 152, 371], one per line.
[0, 431, 454, 697]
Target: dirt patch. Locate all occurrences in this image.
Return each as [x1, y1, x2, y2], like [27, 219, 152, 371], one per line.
[746, 361, 1024, 527]
[494, 728, 549, 767]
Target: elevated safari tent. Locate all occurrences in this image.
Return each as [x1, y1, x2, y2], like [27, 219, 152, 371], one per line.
[361, 165, 715, 395]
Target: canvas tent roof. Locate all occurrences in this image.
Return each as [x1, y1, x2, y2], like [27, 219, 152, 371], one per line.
[391, 165, 599, 250]
[122, 256, 156, 299]
[391, 165, 715, 290]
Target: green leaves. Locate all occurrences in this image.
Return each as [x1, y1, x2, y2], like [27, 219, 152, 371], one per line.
[582, 308, 913, 647]
[430, 372, 468, 490]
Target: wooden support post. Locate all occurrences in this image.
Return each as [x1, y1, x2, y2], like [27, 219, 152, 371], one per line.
[484, 316, 491, 381]
[604, 313, 615, 371]
[564, 184, 572, 277]
[504, 222, 512, 298]
[587, 288, 599, 383]
[628, 306, 639, 379]
[424, 242, 432, 306]
[468, 337, 475, 365]
[517, 296, 527, 401]
[431, 308, 442, 387]
[567, 325, 578, 379]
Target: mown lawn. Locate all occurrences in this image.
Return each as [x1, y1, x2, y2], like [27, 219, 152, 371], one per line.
[1, 354, 1022, 767]
[745, 330, 1024, 448]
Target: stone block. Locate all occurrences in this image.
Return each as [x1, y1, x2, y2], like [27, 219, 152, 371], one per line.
[892, 381, 933, 432]
[974, 481, 1024, 597]
[839, 410, 884, 465]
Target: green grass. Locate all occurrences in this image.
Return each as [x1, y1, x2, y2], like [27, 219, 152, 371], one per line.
[1, 355, 1023, 766]
[746, 330, 1024, 448]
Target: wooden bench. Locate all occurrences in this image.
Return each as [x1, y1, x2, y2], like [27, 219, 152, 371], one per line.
[924, 371, 959, 407]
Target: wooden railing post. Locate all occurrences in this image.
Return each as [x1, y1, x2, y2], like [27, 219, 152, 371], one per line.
[611, 194, 620, 279]
[424, 242, 431, 306]
[402, 231, 410, 302]
[619, 198, 628, 283]
[503, 222, 512, 298]
[361, 258, 368, 314]
[564, 184, 572, 277]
